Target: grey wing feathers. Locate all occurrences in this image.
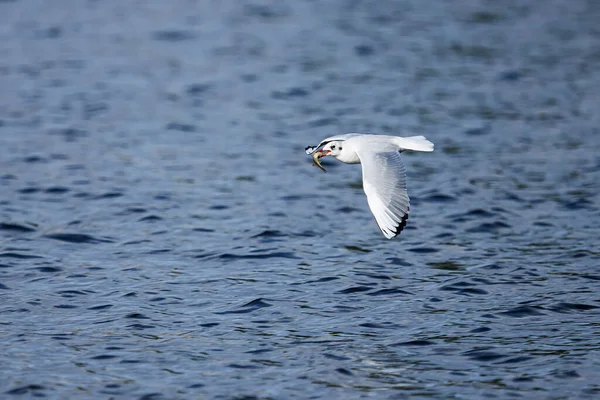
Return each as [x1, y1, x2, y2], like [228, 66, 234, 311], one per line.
[358, 150, 410, 239]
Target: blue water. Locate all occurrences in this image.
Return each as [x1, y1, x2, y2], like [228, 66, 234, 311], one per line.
[1, 0, 600, 399]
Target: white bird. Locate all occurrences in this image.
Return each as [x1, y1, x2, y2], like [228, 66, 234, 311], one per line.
[305, 134, 434, 239]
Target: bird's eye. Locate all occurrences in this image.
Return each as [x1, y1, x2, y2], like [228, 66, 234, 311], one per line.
[331, 145, 336, 150]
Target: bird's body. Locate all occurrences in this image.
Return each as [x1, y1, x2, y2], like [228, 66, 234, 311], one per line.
[305, 134, 434, 239]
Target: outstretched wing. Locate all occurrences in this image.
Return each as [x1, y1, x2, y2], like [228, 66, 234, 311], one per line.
[357, 150, 410, 239]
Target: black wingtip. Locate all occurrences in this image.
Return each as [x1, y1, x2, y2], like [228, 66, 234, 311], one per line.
[305, 145, 317, 155]
[389, 213, 409, 238]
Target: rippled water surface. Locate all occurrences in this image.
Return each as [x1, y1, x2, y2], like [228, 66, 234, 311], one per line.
[2, 0, 600, 399]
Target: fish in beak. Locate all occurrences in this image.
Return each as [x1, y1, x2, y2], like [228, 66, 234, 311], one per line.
[312, 149, 330, 173]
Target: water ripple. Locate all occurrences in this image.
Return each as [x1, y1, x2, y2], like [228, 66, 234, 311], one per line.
[215, 298, 273, 315]
[43, 233, 114, 243]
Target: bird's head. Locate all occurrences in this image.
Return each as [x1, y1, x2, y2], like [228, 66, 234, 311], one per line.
[306, 134, 360, 165]
[316, 140, 344, 159]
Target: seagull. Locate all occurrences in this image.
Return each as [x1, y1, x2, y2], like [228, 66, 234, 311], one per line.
[305, 134, 434, 239]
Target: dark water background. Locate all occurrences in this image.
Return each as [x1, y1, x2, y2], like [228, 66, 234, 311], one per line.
[2, 0, 600, 399]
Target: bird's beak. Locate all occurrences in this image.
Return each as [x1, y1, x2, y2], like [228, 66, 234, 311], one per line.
[317, 150, 331, 157]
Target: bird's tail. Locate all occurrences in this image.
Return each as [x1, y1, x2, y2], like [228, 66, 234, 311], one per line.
[395, 136, 434, 152]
